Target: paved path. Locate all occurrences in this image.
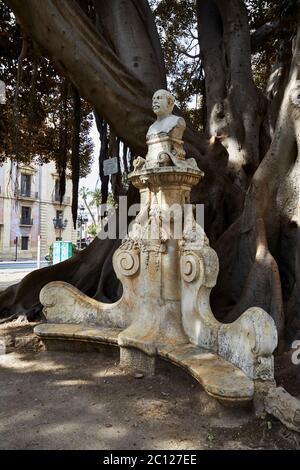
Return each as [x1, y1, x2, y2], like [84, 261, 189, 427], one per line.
[0, 268, 35, 292]
[0, 262, 48, 292]
[0, 261, 48, 269]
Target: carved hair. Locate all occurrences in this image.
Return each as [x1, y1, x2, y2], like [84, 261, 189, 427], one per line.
[154, 89, 175, 108]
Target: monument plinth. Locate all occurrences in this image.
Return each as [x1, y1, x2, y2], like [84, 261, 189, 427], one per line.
[34, 90, 300, 430]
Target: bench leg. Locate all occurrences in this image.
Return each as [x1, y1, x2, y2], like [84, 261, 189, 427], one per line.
[119, 347, 155, 377]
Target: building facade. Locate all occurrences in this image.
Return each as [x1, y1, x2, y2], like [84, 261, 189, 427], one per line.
[0, 159, 77, 260]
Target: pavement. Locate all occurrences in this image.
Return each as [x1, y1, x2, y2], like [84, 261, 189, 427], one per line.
[0, 261, 48, 292]
[0, 260, 48, 269]
[0, 268, 34, 292]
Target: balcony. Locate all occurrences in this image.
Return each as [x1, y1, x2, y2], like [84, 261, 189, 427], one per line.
[17, 190, 39, 200]
[20, 217, 33, 226]
[53, 218, 68, 230]
[52, 194, 71, 205]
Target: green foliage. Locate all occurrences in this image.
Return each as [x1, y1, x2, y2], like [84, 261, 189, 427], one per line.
[90, 188, 102, 208]
[150, 0, 298, 120]
[0, 0, 94, 177]
[246, 0, 298, 91]
[150, 0, 203, 131]
[47, 242, 53, 265]
[87, 223, 97, 237]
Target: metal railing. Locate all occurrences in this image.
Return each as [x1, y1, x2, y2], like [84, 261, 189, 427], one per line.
[20, 217, 33, 226]
[17, 190, 39, 199]
[53, 218, 67, 229]
[52, 194, 71, 204]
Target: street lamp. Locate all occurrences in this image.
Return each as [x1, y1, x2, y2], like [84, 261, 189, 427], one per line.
[53, 217, 68, 240]
[77, 205, 88, 249]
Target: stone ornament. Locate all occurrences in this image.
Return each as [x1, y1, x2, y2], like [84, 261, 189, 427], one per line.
[36, 89, 300, 432]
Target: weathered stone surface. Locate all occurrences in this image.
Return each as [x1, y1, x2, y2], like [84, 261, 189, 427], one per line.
[40, 281, 134, 329]
[180, 250, 278, 380]
[253, 380, 276, 417]
[265, 386, 300, 432]
[159, 343, 254, 403]
[34, 323, 121, 345]
[120, 347, 155, 376]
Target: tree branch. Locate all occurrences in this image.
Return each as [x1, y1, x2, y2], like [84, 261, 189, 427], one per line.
[250, 20, 280, 52]
[196, 0, 226, 134]
[178, 48, 200, 59]
[214, 0, 253, 86]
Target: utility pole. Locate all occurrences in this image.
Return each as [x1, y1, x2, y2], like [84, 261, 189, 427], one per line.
[79, 222, 82, 250]
[37, 234, 41, 269]
[15, 236, 18, 262]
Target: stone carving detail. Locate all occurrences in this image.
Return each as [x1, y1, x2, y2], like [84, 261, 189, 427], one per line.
[40, 281, 98, 325]
[180, 252, 204, 284]
[255, 356, 275, 381]
[113, 248, 140, 277]
[180, 241, 277, 381]
[133, 156, 146, 171]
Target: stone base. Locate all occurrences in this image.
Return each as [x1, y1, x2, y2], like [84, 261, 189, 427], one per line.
[265, 386, 300, 432]
[120, 346, 156, 377]
[41, 338, 119, 357]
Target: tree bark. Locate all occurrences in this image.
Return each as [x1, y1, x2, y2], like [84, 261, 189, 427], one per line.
[213, 25, 300, 342]
[198, 0, 263, 190]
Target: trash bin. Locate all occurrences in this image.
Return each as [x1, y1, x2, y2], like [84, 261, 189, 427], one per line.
[52, 241, 73, 265]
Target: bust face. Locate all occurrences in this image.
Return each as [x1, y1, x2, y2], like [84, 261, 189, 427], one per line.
[152, 90, 174, 117]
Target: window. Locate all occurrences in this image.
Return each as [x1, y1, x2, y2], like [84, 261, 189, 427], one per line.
[54, 210, 64, 229]
[21, 236, 29, 250]
[21, 206, 31, 225]
[56, 210, 63, 221]
[20, 174, 31, 197]
[54, 179, 60, 202]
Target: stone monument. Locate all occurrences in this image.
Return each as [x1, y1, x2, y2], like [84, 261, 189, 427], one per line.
[35, 90, 300, 431]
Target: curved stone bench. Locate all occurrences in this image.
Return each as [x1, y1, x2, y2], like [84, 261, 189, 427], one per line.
[34, 323, 254, 406]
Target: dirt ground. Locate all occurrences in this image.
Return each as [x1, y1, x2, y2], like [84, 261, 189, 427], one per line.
[0, 320, 300, 450]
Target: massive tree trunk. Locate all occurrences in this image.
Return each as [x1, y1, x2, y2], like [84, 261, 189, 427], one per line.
[197, 0, 264, 191]
[197, 1, 300, 346]
[213, 29, 300, 343]
[1, 0, 300, 349]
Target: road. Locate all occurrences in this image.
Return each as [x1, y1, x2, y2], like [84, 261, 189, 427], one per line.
[0, 261, 48, 291]
[0, 261, 48, 269]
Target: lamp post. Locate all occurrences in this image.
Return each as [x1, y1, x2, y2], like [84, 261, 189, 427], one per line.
[53, 217, 68, 240]
[78, 205, 88, 249]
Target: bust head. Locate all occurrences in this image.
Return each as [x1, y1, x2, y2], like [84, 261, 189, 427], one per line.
[152, 89, 175, 118]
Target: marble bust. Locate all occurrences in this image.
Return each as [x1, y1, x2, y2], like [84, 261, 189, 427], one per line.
[147, 89, 186, 144]
[133, 89, 198, 171]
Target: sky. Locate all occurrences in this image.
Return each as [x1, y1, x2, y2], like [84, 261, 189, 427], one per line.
[79, 119, 100, 192]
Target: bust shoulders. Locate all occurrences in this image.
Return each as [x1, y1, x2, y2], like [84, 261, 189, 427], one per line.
[147, 114, 186, 140]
